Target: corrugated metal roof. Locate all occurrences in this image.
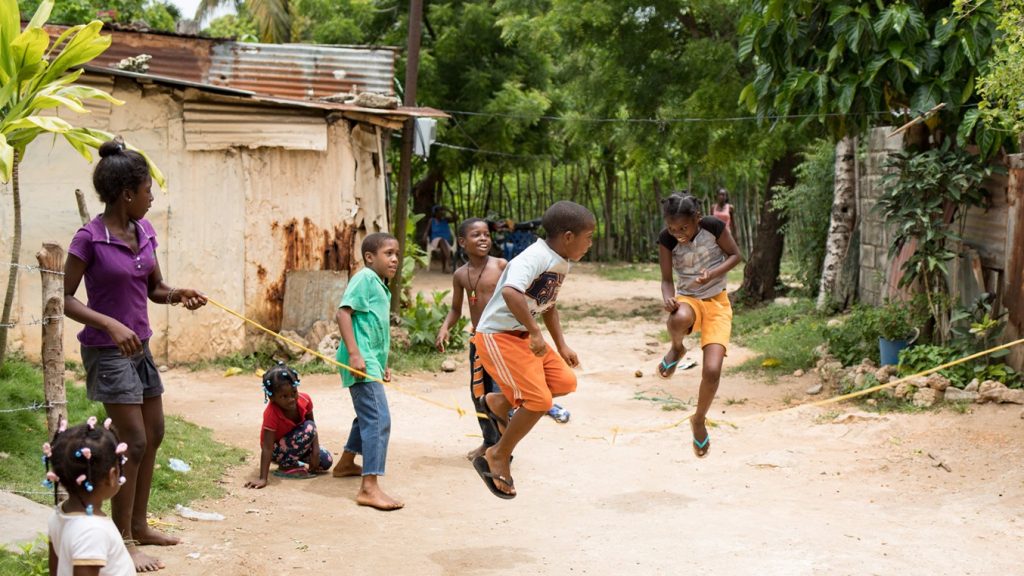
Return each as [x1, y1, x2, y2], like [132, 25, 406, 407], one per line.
[209, 43, 395, 99]
[45, 24, 397, 99]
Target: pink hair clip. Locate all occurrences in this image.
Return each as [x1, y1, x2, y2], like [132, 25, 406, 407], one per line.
[46, 472, 58, 482]
[118, 476, 126, 486]
[80, 447, 92, 460]
[115, 443, 128, 455]
[86, 416, 97, 429]
[103, 418, 113, 430]
[76, 474, 87, 486]
[41, 443, 52, 457]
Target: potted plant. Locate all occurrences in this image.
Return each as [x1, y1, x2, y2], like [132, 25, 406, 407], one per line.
[877, 300, 920, 366]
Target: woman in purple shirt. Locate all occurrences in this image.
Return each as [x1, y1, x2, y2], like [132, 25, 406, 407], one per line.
[64, 140, 207, 573]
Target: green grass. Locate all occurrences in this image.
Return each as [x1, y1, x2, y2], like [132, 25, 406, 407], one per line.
[731, 298, 826, 375]
[560, 297, 663, 322]
[188, 350, 336, 376]
[0, 357, 244, 517]
[389, 347, 449, 374]
[591, 262, 660, 282]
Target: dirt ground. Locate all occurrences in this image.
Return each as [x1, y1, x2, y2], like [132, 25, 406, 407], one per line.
[153, 265, 1024, 575]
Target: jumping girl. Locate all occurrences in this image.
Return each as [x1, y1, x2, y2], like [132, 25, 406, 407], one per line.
[657, 192, 741, 458]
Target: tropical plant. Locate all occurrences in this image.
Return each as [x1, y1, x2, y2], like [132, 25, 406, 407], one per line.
[876, 141, 993, 343]
[958, 0, 1024, 136]
[0, 0, 165, 366]
[19, 0, 180, 31]
[196, 0, 290, 43]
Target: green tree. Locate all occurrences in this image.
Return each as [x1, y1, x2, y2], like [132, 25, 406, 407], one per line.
[19, 0, 180, 31]
[740, 0, 1005, 309]
[959, 0, 1024, 136]
[203, 12, 258, 40]
[0, 0, 165, 366]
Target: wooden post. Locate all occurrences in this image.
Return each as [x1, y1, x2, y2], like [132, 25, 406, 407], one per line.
[37, 243, 67, 437]
[74, 189, 90, 226]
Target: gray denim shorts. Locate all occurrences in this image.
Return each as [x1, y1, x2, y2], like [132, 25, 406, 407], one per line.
[81, 340, 164, 404]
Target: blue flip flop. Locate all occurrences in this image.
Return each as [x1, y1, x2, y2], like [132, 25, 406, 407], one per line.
[547, 404, 570, 424]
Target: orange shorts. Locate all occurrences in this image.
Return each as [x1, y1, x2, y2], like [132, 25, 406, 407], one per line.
[677, 290, 732, 350]
[472, 332, 577, 412]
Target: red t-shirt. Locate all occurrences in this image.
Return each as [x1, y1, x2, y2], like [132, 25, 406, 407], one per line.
[260, 392, 313, 443]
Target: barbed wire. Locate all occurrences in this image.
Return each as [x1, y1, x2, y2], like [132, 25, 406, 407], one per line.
[0, 316, 64, 329]
[2, 262, 64, 276]
[0, 400, 66, 414]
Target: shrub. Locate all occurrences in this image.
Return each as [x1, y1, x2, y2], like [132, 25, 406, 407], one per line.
[823, 306, 882, 366]
[401, 290, 469, 351]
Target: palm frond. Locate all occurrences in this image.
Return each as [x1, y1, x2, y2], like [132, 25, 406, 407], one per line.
[195, 0, 233, 23]
[246, 0, 291, 43]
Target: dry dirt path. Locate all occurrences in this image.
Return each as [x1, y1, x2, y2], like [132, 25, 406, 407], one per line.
[155, 266, 1024, 575]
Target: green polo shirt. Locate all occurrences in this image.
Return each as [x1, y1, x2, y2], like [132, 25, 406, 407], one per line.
[336, 267, 391, 387]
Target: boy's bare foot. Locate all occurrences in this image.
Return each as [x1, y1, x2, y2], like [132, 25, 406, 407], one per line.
[127, 545, 165, 572]
[483, 446, 515, 497]
[355, 478, 404, 511]
[133, 526, 180, 547]
[332, 461, 363, 478]
[466, 443, 488, 461]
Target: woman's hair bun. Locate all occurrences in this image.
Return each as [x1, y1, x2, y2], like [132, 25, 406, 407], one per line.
[98, 140, 124, 158]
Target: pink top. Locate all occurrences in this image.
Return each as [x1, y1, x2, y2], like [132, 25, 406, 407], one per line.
[712, 203, 732, 229]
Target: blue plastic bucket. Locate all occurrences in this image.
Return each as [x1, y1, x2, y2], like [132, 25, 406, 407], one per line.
[878, 337, 910, 366]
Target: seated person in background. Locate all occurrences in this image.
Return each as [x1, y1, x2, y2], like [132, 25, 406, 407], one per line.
[426, 205, 456, 273]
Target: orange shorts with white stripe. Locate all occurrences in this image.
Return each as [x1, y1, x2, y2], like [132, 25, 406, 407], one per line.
[472, 331, 577, 412]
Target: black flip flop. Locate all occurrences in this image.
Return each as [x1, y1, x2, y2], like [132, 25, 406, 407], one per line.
[478, 397, 507, 441]
[472, 455, 515, 499]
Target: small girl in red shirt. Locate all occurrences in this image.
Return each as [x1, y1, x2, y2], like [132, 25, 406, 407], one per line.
[245, 364, 332, 488]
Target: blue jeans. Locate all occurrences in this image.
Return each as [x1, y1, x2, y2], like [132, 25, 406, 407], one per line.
[343, 381, 391, 476]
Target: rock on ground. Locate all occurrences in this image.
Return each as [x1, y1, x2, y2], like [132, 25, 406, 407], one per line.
[912, 387, 942, 408]
[944, 388, 979, 403]
[0, 492, 51, 552]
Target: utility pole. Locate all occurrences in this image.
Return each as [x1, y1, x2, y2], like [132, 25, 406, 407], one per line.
[391, 0, 423, 316]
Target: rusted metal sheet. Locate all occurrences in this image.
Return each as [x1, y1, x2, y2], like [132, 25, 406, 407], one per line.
[962, 170, 1010, 270]
[209, 43, 396, 99]
[183, 100, 328, 151]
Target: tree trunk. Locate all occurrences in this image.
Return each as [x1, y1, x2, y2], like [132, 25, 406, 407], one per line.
[0, 153, 22, 368]
[816, 136, 858, 311]
[736, 151, 797, 305]
[37, 243, 67, 436]
[602, 148, 616, 260]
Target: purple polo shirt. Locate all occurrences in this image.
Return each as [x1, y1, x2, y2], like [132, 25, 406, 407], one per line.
[68, 217, 158, 347]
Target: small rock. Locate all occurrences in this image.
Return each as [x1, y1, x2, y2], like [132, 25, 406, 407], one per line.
[912, 387, 941, 408]
[827, 318, 843, 328]
[440, 359, 457, 373]
[390, 326, 411, 350]
[860, 358, 877, 369]
[894, 382, 915, 399]
[964, 379, 980, 392]
[874, 365, 898, 383]
[924, 374, 951, 391]
[944, 388, 978, 403]
[305, 320, 336, 350]
[634, 370, 643, 378]
[317, 333, 341, 357]
[833, 411, 886, 424]
[813, 343, 829, 359]
[276, 330, 308, 357]
[792, 369, 805, 377]
[982, 386, 1024, 405]
[806, 383, 823, 395]
[158, 365, 169, 373]
[866, 398, 877, 406]
[854, 373, 867, 388]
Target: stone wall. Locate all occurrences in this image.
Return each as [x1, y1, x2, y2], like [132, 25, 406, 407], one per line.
[856, 127, 904, 306]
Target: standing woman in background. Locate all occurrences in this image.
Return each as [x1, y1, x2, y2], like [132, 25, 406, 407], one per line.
[712, 188, 737, 240]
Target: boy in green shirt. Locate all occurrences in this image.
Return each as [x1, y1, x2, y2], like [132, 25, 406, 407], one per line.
[332, 232, 403, 510]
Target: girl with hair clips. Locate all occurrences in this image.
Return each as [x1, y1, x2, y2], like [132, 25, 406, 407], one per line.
[656, 192, 741, 458]
[63, 139, 208, 572]
[45, 416, 134, 575]
[245, 363, 333, 488]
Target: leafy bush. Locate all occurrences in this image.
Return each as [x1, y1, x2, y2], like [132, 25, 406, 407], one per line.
[0, 538, 48, 576]
[401, 290, 469, 351]
[823, 306, 883, 366]
[897, 344, 1021, 389]
[773, 139, 835, 294]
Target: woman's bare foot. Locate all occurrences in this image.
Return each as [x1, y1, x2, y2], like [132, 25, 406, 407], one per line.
[133, 526, 180, 547]
[333, 451, 363, 477]
[466, 443, 488, 461]
[355, 476, 404, 511]
[483, 446, 515, 497]
[127, 545, 165, 572]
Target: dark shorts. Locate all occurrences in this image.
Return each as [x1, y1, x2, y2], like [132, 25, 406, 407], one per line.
[81, 340, 164, 404]
[469, 339, 501, 447]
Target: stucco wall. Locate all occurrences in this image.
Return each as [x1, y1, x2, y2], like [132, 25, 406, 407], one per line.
[0, 77, 388, 364]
